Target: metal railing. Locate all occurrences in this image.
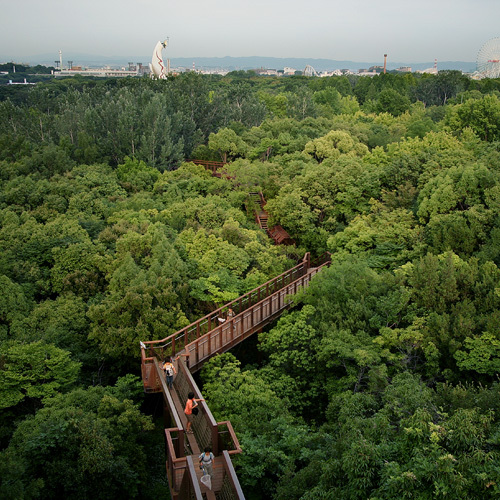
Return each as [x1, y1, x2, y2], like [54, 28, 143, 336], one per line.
[217, 422, 241, 455]
[184, 261, 328, 372]
[163, 356, 243, 498]
[166, 429, 188, 494]
[177, 455, 204, 499]
[154, 359, 185, 456]
[219, 450, 245, 500]
[176, 359, 220, 455]
[141, 254, 315, 369]
[186, 159, 228, 176]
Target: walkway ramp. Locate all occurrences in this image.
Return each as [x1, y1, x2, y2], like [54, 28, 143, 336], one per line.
[141, 252, 331, 498]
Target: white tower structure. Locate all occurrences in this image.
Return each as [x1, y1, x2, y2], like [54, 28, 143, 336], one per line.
[59, 50, 62, 70]
[150, 39, 169, 79]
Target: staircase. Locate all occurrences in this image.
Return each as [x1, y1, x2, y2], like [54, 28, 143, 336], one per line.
[248, 191, 294, 245]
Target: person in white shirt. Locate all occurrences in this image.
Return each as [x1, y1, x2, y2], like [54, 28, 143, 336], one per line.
[162, 358, 176, 390]
[199, 446, 215, 479]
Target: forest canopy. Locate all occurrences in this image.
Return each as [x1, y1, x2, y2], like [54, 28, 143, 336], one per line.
[1, 70, 500, 499]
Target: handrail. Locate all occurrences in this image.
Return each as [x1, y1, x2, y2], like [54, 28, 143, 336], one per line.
[145, 251, 331, 498]
[165, 429, 188, 493]
[187, 159, 227, 168]
[222, 450, 245, 499]
[249, 191, 294, 245]
[141, 254, 312, 361]
[155, 359, 185, 442]
[183, 260, 329, 372]
[186, 159, 228, 175]
[311, 251, 331, 268]
[177, 358, 220, 455]
[217, 421, 242, 455]
[179, 455, 203, 499]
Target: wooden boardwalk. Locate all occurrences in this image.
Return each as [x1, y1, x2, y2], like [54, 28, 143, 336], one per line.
[184, 264, 324, 373]
[140, 252, 331, 498]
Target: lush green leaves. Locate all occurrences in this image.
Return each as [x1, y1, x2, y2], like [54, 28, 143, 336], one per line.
[3, 71, 500, 499]
[0, 341, 80, 410]
[3, 379, 153, 499]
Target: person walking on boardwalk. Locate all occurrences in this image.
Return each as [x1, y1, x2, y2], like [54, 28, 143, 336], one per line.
[184, 392, 204, 434]
[218, 306, 235, 323]
[199, 446, 215, 479]
[162, 358, 176, 390]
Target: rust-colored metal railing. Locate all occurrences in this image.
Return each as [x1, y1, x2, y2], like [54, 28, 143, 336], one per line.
[217, 422, 241, 456]
[176, 359, 220, 455]
[141, 254, 317, 381]
[184, 263, 326, 372]
[155, 359, 185, 453]
[166, 428, 188, 494]
[219, 450, 245, 500]
[177, 455, 204, 499]
[248, 191, 294, 245]
[162, 354, 243, 499]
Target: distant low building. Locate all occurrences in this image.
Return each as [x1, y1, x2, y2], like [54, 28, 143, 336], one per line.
[416, 67, 438, 75]
[55, 67, 141, 78]
[199, 68, 229, 76]
[396, 66, 412, 72]
[417, 59, 438, 75]
[320, 69, 343, 77]
[7, 78, 35, 85]
[255, 68, 278, 76]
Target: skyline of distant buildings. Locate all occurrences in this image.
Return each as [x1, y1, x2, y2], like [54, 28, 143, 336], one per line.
[0, 50, 487, 80]
[49, 60, 445, 79]
[41, 48, 462, 78]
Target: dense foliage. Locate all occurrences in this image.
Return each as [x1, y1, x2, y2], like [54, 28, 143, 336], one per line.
[1, 70, 500, 498]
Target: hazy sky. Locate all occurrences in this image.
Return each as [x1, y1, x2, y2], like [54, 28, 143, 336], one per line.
[2, 0, 499, 63]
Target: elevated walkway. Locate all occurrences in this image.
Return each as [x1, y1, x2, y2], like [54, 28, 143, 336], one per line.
[154, 357, 243, 499]
[249, 191, 294, 246]
[186, 161, 294, 246]
[140, 252, 331, 498]
[187, 159, 233, 179]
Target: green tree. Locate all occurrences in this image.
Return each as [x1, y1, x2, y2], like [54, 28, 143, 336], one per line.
[0, 274, 31, 339]
[9, 294, 93, 369]
[328, 201, 425, 269]
[304, 130, 368, 162]
[201, 353, 310, 497]
[0, 341, 80, 411]
[116, 156, 160, 192]
[3, 380, 153, 500]
[446, 94, 500, 141]
[375, 88, 411, 116]
[208, 127, 248, 163]
[88, 252, 189, 362]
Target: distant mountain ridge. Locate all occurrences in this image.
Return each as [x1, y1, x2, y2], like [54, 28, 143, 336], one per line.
[1, 53, 477, 73]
